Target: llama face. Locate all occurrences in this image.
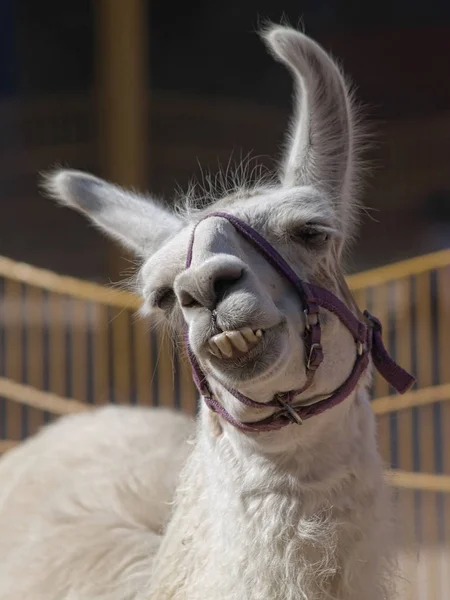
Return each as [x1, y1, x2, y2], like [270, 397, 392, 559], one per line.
[45, 25, 361, 402]
[137, 186, 357, 397]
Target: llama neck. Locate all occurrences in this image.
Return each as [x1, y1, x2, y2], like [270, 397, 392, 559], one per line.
[147, 388, 393, 600]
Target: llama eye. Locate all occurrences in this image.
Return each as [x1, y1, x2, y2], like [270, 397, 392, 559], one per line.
[152, 287, 176, 311]
[289, 226, 329, 249]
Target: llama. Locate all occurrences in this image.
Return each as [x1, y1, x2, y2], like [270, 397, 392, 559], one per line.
[0, 25, 414, 599]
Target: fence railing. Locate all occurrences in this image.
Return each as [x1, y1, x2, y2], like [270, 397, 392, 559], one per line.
[0, 255, 199, 445]
[1, 250, 450, 460]
[1, 250, 450, 599]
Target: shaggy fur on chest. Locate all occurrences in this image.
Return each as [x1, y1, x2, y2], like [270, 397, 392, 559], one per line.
[145, 395, 395, 600]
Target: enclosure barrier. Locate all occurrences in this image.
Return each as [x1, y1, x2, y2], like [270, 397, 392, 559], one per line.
[1, 249, 450, 600]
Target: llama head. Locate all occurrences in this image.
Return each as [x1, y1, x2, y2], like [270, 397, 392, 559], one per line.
[45, 26, 364, 421]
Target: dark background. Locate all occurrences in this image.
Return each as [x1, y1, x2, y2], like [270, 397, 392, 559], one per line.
[1, 0, 450, 281]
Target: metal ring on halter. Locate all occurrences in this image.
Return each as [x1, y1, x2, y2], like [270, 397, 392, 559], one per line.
[276, 397, 304, 425]
[307, 343, 322, 370]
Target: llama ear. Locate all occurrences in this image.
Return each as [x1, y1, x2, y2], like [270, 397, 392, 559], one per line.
[43, 170, 183, 257]
[263, 26, 358, 237]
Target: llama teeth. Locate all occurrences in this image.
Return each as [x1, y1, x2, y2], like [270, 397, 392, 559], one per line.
[208, 340, 223, 358]
[240, 327, 258, 342]
[225, 331, 249, 352]
[209, 327, 263, 358]
[212, 333, 234, 357]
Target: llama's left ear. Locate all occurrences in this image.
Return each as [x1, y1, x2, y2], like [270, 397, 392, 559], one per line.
[263, 26, 359, 238]
[43, 170, 183, 257]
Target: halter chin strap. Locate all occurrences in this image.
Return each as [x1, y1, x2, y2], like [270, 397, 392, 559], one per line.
[185, 212, 415, 432]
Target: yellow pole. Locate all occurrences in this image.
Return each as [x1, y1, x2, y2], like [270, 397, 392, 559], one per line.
[95, 0, 149, 280]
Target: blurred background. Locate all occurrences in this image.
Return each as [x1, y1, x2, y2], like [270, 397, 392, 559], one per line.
[0, 4, 450, 598]
[1, 0, 450, 281]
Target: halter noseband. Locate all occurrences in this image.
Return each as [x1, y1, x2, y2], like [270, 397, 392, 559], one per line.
[185, 212, 415, 432]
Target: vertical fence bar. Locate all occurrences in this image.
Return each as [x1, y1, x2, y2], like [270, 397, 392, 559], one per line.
[93, 304, 110, 405]
[133, 320, 153, 406]
[49, 292, 66, 420]
[112, 308, 131, 404]
[438, 268, 450, 467]
[19, 284, 29, 438]
[72, 299, 88, 403]
[416, 271, 438, 600]
[42, 290, 50, 423]
[86, 302, 95, 404]
[395, 277, 419, 599]
[438, 266, 450, 389]
[26, 286, 45, 436]
[4, 279, 22, 439]
[438, 266, 450, 598]
[129, 313, 137, 404]
[65, 297, 73, 399]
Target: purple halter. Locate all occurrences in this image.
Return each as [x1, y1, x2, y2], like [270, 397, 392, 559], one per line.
[185, 212, 415, 432]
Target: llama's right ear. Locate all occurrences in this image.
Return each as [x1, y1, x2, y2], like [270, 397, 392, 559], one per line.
[43, 170, 183, 257]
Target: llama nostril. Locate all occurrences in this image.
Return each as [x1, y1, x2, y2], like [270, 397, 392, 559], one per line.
[153, 287, 176, 311]
[212, 268, 243, 304]
[176, 261, 244, 310]
[179, 289, 200, 308]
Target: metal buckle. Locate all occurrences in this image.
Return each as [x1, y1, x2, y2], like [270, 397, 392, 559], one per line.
[307, 343, 322, 370]
[276, 397, 303, 425]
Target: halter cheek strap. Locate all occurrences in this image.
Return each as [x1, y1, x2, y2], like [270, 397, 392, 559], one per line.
[185, 212, 415, 432]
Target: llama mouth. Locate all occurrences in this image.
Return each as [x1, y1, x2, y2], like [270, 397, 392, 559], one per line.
[205, 322, 286, 380]
[207, 327, 263, 359]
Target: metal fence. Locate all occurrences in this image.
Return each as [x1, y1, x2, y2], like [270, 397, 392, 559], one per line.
[1, 250, 450, 599]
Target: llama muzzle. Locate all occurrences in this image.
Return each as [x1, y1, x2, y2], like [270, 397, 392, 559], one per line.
[185, 212, 416, 432]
